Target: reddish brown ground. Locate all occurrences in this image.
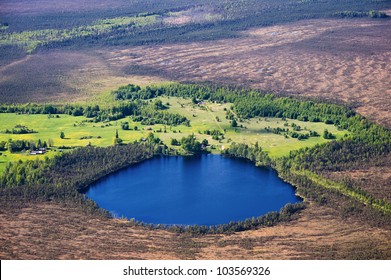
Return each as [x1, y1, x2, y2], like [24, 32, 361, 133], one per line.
[0, 201, 390, 260]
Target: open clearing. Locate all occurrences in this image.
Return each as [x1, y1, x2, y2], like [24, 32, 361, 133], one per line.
[0, 97, 346, 172]
[1, 18, 390, 127]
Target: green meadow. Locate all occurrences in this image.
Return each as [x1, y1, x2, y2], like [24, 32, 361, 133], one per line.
[0, 96, 348, 173]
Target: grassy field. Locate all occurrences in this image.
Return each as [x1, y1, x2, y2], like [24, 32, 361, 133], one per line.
[0, 96, 347, 172]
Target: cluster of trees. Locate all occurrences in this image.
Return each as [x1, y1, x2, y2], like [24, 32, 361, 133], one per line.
[264, 124, 320, 141]
[334, 10, 388, 18]
[202, 129, 225, 140]
[136, 104, 190, 126]
[134, 202, 306, 235]
[222, 142, 270, 166]
[0, 143, 154, 194]
[179, 134, 203, 154]
[113, 84, 145, 100]
[0, 100, 189, 127]
[0, 139, 48, 153]
[4, 125, 36, 134]
[323, 129, 335, 139]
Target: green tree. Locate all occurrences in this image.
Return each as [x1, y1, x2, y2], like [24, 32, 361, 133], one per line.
[60, 131, 65, 139]
[171, 138, 179, 146]
[180, 134, 202, 154]
[323, 129, 335, 139]
[154, 99, 165, 110]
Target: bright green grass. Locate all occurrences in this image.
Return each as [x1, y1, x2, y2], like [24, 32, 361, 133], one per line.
[0, 97, 349, 172]
[157, 97, 348, 157]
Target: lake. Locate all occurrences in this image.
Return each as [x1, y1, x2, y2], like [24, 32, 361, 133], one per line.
[86, 154, 302, 226]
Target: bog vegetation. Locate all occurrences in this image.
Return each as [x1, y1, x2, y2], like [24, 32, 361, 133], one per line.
[1, 0, 389, 54]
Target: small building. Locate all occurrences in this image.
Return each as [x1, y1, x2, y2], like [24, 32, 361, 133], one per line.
[30, 148, 46, 155]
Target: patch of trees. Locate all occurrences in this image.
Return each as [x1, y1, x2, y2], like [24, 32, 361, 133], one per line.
[203, 129, 224, 140]
[136, 104, 190, 126]
[0, 101, 189, 127]
[180, 134, 203, 154]
[323, 129, 335, 139]
[0, 139, 47, 153]
[334, 10, 388, 18]
[4, 125, 36, 134]
[0, 143, 154, 195]
[133, 202, 306, 235]
[121, 121, 130, 130]
[170, 138, 180, 146]
[264, 124, 320, 141]
[112, 84, 141, 100]
[222, 142, 270, 166]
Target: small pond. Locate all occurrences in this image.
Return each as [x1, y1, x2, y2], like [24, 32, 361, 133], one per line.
[86, 154, 302, 226]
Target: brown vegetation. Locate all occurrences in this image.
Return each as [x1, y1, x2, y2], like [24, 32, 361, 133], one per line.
[326, 154, 391, 204]
[1, 18, 390, 128]
[0, 201, 390, 260]
[114, 19, 391, 127]
[0, 0, 130, 15]
[0, 50, 166, 103]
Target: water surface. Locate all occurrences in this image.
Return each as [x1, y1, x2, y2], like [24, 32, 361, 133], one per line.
[86, 154, 301, 225]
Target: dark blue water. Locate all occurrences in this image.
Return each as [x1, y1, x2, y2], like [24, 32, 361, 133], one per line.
[86, 154, 301, 226]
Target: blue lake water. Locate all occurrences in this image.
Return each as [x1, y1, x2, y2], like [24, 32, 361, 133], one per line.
[86, 154, 302, 226]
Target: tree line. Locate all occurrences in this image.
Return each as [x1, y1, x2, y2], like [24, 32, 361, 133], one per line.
[0, 100, 189, 127]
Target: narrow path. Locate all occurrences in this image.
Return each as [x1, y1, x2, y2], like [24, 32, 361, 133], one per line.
[205, 103, 224, 132]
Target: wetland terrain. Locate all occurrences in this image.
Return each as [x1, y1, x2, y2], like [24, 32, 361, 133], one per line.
[0, 0, 390, 260]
